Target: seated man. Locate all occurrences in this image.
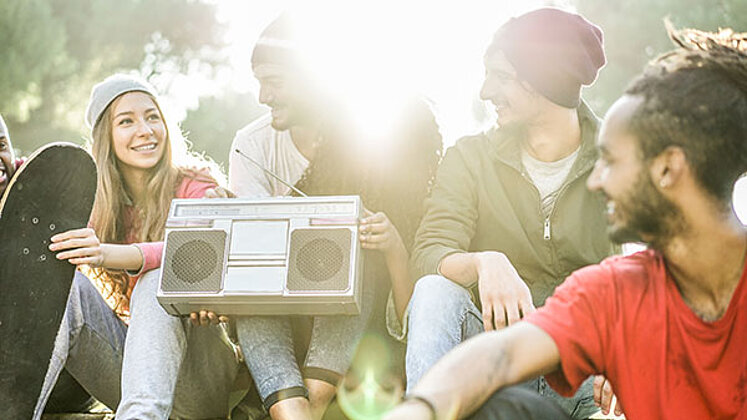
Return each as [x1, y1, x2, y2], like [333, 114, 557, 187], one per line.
[401, 8, 614, 419]
[384, 25, 747, 420]
[0, 114, 21, 197]
[230, 13, 442, 420]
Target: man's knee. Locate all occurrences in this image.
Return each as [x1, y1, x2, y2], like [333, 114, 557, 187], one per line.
[410, 274, 473, 315]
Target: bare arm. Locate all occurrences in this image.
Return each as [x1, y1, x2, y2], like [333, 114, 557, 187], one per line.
[437, 252, 479, 287]
[360, 210, 412, 320]
[50, 228, 144, 271]
[384, 322, 560, 420]
[385, 242, 411, 321]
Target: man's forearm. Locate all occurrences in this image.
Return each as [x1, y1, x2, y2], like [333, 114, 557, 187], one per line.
[439, 251, 505, 287]
[438, 252, 479, 287]
[406, 324, 560, 420]
[408, 332, 514, 419]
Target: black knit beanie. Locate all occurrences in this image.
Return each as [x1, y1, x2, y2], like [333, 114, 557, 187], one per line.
[486, 8, 606, 108]
[251, 12, 299, 68]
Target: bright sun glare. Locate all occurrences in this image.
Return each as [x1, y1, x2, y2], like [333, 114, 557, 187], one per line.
[212, 0, 747, 223]
[215, 0, 544, 147]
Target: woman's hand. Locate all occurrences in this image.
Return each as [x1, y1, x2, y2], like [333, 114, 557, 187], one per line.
[50, 228, 107, 267]
[189, 310, 229, 326]
[358, 209, 406, 258]
[203, 186, 236, 198]
[49, 228, 144, 271]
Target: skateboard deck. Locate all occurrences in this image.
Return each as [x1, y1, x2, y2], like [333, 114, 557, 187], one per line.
[0, 142, 97, 418]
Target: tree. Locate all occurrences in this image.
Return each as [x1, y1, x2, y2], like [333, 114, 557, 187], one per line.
[181, 91, 266, 170]
[0, 0, 225, 155]
[574, 0, 747, 115]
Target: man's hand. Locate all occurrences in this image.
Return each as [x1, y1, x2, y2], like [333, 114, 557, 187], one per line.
[474, 251, 535, 331]
[203, 186, 236, 198]
[189, 310, 229, 326]
[593, 375, 624, 416]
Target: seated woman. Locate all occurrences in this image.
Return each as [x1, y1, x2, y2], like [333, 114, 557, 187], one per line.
[235, 97, 443, 420]
[37, 74, 239, 419]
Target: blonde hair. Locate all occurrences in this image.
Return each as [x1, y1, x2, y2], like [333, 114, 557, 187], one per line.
[88, 91, 221, 313]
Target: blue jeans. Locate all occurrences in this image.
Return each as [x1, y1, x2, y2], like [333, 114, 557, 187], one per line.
[469, 386, 572, 420]
[405, 275, 597, 420]
[33, 271, 126, 420]
[116, 270, 245, 420]
[236, 278, 375, 409]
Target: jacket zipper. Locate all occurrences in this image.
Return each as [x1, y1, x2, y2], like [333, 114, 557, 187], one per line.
[518, 171, 546, 240]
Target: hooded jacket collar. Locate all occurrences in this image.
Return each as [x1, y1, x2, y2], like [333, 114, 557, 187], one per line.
[486, 100, 600, 181]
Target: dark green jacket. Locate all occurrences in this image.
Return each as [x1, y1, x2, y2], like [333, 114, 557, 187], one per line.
[411, 102, 619, 307]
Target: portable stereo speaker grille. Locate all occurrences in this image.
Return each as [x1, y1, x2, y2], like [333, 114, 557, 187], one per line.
[287, 228, 351, 292]
[161, 230, 226, 293]
[157, 196, 363, 316]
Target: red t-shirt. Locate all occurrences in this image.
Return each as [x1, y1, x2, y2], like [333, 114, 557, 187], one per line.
[526, 249, 747, 420]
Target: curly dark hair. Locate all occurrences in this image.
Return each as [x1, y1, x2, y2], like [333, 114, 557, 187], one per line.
[624, 22, 747, 207]
[292, 98, 442, 325]
[294, 98, 443, 251]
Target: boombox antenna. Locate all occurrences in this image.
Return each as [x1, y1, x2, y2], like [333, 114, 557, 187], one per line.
[234, 148, 308, 197]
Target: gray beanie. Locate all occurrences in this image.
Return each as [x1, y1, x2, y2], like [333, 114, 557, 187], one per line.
[0, 113, 8, 139]
[85, 74, 159, 129]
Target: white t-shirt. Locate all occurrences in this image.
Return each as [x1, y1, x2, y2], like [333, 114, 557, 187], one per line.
[229, 114, 309, 198]
[521, 146, 580, 217]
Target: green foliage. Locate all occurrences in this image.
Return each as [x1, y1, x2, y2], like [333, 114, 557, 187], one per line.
[181, 91, 266, 170]
[0, 0, 67, 121]
[575, 0, 747, 115]
[3, 0, 745, 166]
[0, 0, 224, 155]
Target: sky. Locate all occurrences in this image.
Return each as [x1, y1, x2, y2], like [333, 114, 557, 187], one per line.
[174, 0, 746, 224]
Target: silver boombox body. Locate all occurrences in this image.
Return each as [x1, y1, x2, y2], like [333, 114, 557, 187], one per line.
[156, 195, 364, 316]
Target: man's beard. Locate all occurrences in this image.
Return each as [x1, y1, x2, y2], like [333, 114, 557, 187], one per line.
[608, 170, 684, 249]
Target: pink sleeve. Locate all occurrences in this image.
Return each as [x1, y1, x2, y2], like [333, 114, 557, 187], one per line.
[130, 242, 164, 275]
[524, 264, 614, 396]
[126, 174, 217, 276]
[176, 174, 219, 199]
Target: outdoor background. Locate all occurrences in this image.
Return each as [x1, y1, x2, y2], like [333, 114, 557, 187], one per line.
[1, 0, 746, 220]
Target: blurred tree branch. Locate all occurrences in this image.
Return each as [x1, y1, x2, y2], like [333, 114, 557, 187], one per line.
[0, 0, 226, 155]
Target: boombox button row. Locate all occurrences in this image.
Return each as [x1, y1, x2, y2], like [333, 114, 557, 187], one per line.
[309, 217, 358, 226]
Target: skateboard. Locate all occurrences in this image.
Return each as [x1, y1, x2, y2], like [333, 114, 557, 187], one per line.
[0, 142, 97, 418]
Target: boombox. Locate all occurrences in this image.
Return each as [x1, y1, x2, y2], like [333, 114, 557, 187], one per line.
[156, 196, 364, 316]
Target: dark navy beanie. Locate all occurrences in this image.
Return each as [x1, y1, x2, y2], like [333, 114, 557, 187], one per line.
[487, 8, 606, 108]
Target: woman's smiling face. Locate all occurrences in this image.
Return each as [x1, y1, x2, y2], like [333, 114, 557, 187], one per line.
[110, 91, 167, 174]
